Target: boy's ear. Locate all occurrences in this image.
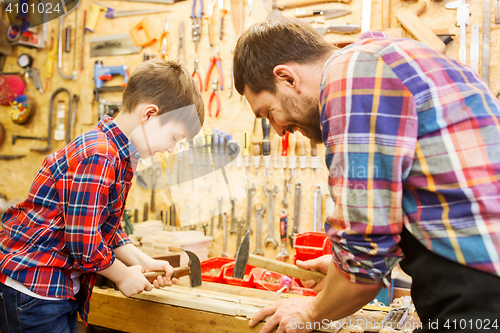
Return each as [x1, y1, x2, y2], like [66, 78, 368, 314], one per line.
[140, 104, 160, 124]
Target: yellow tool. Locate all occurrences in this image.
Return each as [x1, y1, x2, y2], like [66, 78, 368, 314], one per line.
[85, 3, 107, 32]
[45, 30, 57, 91]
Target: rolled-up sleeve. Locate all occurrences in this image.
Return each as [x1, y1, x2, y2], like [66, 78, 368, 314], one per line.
[321, 50, 418, 286]
[110, 228, 131, 250]
[65, 155, 116, 272]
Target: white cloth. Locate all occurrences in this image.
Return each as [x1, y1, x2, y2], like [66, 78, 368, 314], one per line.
[5, 272, 82, 301]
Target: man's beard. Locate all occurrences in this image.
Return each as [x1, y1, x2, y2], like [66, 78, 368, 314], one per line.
[277, 91, 323, 143]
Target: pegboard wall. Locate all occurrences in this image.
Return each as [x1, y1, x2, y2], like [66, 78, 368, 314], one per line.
[1, 0, 500, 262]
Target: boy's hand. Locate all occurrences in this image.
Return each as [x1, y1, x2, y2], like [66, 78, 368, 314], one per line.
[115, 265, 153, 297]
[144, 260, 179, 288]
[296, 255, 332, 294]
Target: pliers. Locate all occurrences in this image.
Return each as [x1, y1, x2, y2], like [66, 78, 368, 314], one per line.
[178, 21, 186, 66]
[191, 0, 203, 51]
[192, 58, 202, 91]
[209, 78, 221, 117]
[205, 47, 223, 91]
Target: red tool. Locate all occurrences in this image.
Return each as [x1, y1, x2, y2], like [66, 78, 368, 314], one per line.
[208, 78, 221, 117]
[192, 58, 202, 91]
[205, 47, 223, 91]
[281, 131, 289, 173]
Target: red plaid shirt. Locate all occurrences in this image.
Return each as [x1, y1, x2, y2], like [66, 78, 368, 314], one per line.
[0, 116, 138, 324]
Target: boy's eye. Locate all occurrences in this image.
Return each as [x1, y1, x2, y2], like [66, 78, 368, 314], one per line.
[173, 136, 177, 143]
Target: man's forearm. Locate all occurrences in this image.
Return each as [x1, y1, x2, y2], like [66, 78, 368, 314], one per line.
[114, 243, 155, 269]
[310, 261, 383, 322]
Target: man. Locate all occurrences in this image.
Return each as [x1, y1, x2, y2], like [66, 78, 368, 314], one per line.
[233, 18, 500, 333]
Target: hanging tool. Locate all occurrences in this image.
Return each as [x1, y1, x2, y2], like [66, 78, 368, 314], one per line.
[130, 19, 157, 47]
[100, 3, 172, 18]
[217, 196, 224, 229]
[90, 34, 142, 57]
[16, 54, 43, 94]
[65, 25, 71, 53]
[80, 11, 86, 73]
[220, 130, 227, 170]
[0, 155, 26, 161]
[482, 0, 490, 85]
[177, 141, 186, 186]
[290, 182, 301, 245]
[208, 78, 221, 117]
[287, 132, 297, 179]
[58, 16, 78, 81]
[294, 8, 351, 20]
[296, 132, 307, 172]
[229, 51, 234, 98]
[45, 30, 57, 91]
[191, 0, 203, 51]
[178, 21, 187, 66]
[221, 212, 229, 257]
[244, 184, 256, 235]
[11, 135, 47, 145]
[396, 1, 446, 54]
[54, 100, 66, 142]
[313, 185, 322, 232]
[264, 181, 279, 249]
[230, 196, 237, 235]
[253, 202, 265, 256]
[280, 131, 289, 174]
[210, 208, 215, 236]
[243, 132, 251, 176]
[261, 118, 272, 177]
[276, 210, 289, 261]
[273, 0, 351, 10]
[219, 0, 227, 41]
[93, 61, 129, 102]
[192, 58, 202, 91]
[86, 3, 107, 32]
[205, 0, 216, 46]
[234, 232, 325, 283]
[205, 47, 223, 91]
[149, 161, 162, 213]
[189, 140, 195, 191]
[446, 0, 469, 64]
[315, 24, 361, 36]
[159, 16, 170, 59]
[273, 133, 282, 172]
[213, 129, 220, 181]
[281, 178, 290, 208]
[310, 139, 320, 173]
[251, 132, 261, 176]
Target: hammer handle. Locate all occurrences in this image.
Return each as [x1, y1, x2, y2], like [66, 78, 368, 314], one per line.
[143, 266, 190, 283]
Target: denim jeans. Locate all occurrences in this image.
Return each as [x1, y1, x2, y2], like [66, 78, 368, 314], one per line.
[0, 282, 80, 333]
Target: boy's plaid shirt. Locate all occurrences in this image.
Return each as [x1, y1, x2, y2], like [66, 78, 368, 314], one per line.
[322, 32, 500, 286]
[0, 115, 138, 323]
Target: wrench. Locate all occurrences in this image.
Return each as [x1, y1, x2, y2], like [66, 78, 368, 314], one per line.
[234, 217, 245, 257]
[217, 196, 223, 229]
[281, 178, 290, 208]
[210, 208, 215, 236]
[276, 209, 289, 261]
[244, 184, 256, 234]
[229, 196, 236, 235]
[264, 181, 279, 249]
[313, 185, 322, 232]
[253, 202, 266, 256]
[290, 182, 302, 246]
[221, 212, 229, 257]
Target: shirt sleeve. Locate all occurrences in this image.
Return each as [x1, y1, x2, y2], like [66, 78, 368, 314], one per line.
[64, 155, 117, 272]
[321, 50, 418, 286]
[109, 227, 131, 250]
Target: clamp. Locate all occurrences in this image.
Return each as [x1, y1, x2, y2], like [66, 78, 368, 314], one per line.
[208, 78, 221, 117]
[205, 47, 223, 91]
[191, 0, 203, 51]
[192, 58, 202, 91]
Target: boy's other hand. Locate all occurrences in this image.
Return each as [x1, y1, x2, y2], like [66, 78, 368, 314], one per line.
[115, 265, 153, 297]
[296, 255, 332, 294]
[145, 260, 178, 288]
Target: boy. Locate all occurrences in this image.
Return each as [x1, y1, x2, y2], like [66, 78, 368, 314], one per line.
[0, 59, 205, 333]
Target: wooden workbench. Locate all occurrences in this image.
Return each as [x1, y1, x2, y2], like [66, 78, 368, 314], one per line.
[87, 279, 421, 333]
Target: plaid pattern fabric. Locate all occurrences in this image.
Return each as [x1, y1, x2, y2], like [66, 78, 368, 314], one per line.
[0, 116, 136, 323]
[321, 32, 500, 286]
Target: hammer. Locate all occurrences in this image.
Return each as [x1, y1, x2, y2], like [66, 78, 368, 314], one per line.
[233, 231, 325, 284]
[143, 250, 202, 287]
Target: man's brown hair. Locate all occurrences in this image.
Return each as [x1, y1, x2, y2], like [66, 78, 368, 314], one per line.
[122, 59, 204, 140]
[233, 18, 336, 95]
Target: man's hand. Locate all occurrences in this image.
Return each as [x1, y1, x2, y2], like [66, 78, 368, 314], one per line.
[143, 259, 179, 288]
[114, 265, 153, 297]
[296, 255, 332, 293]
[249, 297, 318, 333]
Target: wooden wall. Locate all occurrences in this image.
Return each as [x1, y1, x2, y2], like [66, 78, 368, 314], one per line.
[1, 0, 499, 261]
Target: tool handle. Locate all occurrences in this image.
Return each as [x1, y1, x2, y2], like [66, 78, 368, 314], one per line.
[65, 26, 71, 53]
[294, 9, 321, 18]
[310, 139, 317, 157]
[413, 1, 427, 16]
[251, 134, 261, 156]
[280, 210, 287, 241]
[86, 4, 106, 32]
[143, 266, 190, 283]
[243, 132, 250, 157]
[278, 0, 351, 10]
[288, 132, 296, 157]
[261, 118, 271, 156]
[248, 254, 325, 283]
[296, 134, 306, 156]
[281, 132, 289, 157]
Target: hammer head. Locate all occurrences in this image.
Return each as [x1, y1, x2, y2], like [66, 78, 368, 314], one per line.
[185, 250, 202, 287]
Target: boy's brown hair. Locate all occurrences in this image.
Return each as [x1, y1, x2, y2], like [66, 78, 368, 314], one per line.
[233, 18, 336, 95]
[122, 59, 204, 140]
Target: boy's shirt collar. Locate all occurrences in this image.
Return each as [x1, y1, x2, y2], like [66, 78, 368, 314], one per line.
[98, 115, 140, 161]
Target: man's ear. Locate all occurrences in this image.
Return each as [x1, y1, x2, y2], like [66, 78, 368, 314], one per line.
[273, 65, 301, 93]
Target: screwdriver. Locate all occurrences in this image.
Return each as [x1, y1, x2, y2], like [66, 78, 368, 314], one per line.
[273, 133, 281, 173]
[251, 131, 261, 176]
[288, 132, 297, 179]
[243, 132, 250, 176]
[281, 131, 289, 174]
[213, 129, 220, 180]
[296, 132, 307, 173]
[189, 140, 195, 191]
[310, 139, 318, 174]
[261, 118, 272, 177]
[220, 130, 227, 170]
[226, 134, 239, 169]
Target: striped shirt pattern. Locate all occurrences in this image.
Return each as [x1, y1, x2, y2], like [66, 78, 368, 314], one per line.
[321, 31, 500, 286]
[0, 116, 136, 323]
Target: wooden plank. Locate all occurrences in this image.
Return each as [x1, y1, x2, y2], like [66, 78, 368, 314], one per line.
[396, 1, 446, 53]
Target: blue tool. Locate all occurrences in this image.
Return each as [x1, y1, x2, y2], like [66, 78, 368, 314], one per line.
[93, 60, 129, 101]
